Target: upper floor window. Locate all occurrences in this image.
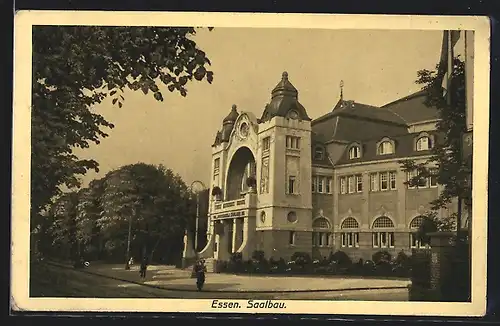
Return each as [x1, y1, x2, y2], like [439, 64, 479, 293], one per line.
[378, 141, 394, 155]
[340, 174, 362, 195]
[349, 146, 361, 159]
[416, 136, 432, 151]
[314, 146, 325, 160]
[286, 136, 300, 150]
[262, 137, 270, 152]
[213, 158, 220, 180]
[287, 176, 297, 194]
[407, 168, 438, 189]
[312, 175, 332, 194]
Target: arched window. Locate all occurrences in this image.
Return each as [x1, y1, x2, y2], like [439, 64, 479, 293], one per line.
[372, 216, 395, 248]
[349, 146, 361, 159]
[341, 217, 359, 229]
[313, 217, 330, 229]
[409, 216, 427, 249]
[416, 136, 432, 151]
[312, 217, 332, 247]
[378, 141, 394, 155]
[340, 217, 359, 248]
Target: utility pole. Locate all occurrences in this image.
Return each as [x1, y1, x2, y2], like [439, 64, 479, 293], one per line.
[124, 207, 134, 270]
[190, 180, 206, 254]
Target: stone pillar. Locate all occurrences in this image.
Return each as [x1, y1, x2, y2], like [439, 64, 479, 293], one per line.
[233, 218, 244, 252]
[215, 221, 231, 261]
[426, 231, 470, 302]
[181, 230, 196, 268]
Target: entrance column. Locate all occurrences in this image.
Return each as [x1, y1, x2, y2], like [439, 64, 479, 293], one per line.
[215, 220, 231, 261]
[233, 218, 244, 252]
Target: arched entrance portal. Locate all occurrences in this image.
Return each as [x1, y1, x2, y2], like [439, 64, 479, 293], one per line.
[226, 147, 256, 201]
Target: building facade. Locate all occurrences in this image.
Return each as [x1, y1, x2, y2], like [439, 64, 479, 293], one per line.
[195, 72, 454, 265]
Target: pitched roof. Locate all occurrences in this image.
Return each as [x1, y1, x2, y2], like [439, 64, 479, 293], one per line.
[381, 90, 440, 124]
[335, 131, 444, 165]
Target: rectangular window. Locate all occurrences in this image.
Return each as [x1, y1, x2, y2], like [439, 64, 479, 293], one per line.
[348, 175, 355, 193]
[318, 177, 324, 193]
[341, 233, 346, 247]
[286, 136, 300, 149]
[262, 137, 270, 152]
[326, 177, 332, 194]
[289, 231, 296, 245]
[418, 174, 428, 188]
[311, 176, 316, 192]
[372, 233, 380, 248]
[389, 232, 395, 248]
[356, 174, 363, 192]
[370, 173, 378, 192]
[429, 168, 438, 187]
[407, 171, 416, 189]
[354, 233, 359, 247]
[288, 176, 296, 194]
[389, 171, 397, 190]
[380, 172, 388, 191]
[340, 177, 347, 194]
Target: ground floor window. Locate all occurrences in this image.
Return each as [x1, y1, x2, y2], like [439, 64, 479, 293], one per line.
[312, 232, 333, 247]
[341, 232, 359, 248]
[289, 231, 296, 245]
[372, 231, 395, 248]
[410, 232, 429, 249]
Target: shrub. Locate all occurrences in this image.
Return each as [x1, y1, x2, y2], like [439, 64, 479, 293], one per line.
[289, 252, 313, 273]
[251, 250, 265, 262]
[269, 257, 287, 274]
[372, 250, 392, 264]
[330, 251, 352, 266]
[227, 252, 244, 273]
[363, 260, 376, 275]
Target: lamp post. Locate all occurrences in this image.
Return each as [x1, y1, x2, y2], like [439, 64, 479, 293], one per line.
[124, 206, 135, 270]
[190, 180, 206, 253]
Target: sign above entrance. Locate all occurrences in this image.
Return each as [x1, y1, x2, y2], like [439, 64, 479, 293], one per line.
[215, 210, 245, 219]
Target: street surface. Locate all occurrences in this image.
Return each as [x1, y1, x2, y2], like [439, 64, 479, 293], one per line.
[30, 262, 410, 301]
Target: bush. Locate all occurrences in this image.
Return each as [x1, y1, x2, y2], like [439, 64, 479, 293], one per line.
[288, 252, 313, 273]
[269, 257, 287, 274]
[329, 251, 352, 266]
[227, 252, 244, 273]
[372, 250, 392, 264]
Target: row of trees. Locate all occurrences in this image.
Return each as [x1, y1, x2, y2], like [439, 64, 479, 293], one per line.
[35, 163, 197, 265]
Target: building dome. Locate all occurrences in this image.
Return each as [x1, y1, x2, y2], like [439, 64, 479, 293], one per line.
[259, 72, 311, 123]
[223, 104, 239, 124]
[271, 71, 298, 99]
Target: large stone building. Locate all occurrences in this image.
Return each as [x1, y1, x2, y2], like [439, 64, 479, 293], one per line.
[195, 72, 453, 266]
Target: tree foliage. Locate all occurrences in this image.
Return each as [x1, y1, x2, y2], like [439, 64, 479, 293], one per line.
[31, 26, 214, 219]
[41, 163, 195, 264]
[399, 57, 470, 234]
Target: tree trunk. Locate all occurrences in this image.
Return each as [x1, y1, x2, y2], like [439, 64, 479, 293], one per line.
[149, 237, 162, 263]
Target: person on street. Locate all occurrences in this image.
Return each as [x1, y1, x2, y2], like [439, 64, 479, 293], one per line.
[139, 257, 148, 280]
[195, 259, 207, 291]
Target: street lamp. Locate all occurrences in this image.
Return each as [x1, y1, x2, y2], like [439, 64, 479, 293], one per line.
[190, 180, 206, 253]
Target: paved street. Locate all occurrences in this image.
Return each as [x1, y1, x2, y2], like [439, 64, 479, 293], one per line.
[33, 262, 410, 300]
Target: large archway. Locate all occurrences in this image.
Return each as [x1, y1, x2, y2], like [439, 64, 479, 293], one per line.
[226, 147, 256, 200]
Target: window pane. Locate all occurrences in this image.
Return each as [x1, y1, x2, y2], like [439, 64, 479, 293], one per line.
[356, 175, 363, 192]
[326, 177, 331, 193]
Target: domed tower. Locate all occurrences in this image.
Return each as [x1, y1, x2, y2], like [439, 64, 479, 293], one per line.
[255, 71, 313, 261]
[221, 104, 239, 142]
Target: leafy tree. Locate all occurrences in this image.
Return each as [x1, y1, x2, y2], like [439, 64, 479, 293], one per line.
[399, 57, 470, 236]
[46, 191, 80, 260]
[97, 163, 194, 264]
[31, 26, 214, 222]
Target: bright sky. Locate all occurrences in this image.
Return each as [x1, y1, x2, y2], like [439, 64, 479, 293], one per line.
[73, 27, 461, 189]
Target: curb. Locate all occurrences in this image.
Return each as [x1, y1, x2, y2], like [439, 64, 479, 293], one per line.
[45, 261, 410, 294]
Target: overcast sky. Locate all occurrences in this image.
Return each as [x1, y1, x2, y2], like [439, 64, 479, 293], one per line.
[73, 27, 462, 189]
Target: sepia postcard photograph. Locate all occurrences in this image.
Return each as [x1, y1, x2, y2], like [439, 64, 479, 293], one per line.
[11, 11, 490, 317]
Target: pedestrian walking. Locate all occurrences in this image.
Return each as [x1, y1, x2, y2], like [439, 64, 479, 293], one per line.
[139, 257, 148, 280]
[195, 259, 207, 291]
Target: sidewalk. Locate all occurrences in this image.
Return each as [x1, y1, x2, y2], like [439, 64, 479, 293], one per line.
[81, 262, 411, 293]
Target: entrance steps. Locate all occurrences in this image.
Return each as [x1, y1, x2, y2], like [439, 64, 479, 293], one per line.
[204, 258, 217, 273]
